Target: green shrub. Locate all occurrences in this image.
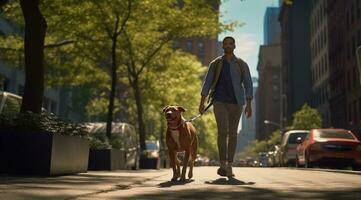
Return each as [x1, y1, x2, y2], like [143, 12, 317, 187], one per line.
[0, 111, 88, 139]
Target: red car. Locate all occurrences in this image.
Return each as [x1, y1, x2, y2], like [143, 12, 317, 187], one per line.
[296, 128, 361, 169]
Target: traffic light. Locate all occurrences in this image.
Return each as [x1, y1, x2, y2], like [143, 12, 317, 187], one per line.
[357, 46, 361, 85]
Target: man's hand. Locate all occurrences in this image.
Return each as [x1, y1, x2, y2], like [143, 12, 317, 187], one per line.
[245, 99, 252, 118]
[199, 95, 207, 114]
[245, 105, 252, 118]
[199, 103, 205, 114]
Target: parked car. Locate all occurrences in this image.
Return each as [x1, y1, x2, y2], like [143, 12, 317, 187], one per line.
[273, 145, 282, 167]
[144, 140, 160, 159]
[85, 122, 139, 169]
[0, 91, 22, 117]
[280, 130, 309, 166]
[267, 151, 276, 167]
[0, 91, 47, 117]
[296, 128, 361, 169]
[258, 152, 269, 167]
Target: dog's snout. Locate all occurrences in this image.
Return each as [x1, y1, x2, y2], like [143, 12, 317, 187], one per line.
[166, 112, 171, 117]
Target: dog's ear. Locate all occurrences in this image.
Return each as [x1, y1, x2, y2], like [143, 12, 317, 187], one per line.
[162, 105, 170, 113]
[177, 106, 186, 112]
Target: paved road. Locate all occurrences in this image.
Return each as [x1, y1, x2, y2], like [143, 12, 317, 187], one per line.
[1, 167, 361, 199]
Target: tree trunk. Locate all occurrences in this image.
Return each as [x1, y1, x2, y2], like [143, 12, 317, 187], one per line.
[19, 0, 47, 114]
[133, 76, 146, 151]
[106, 36, 118, 139]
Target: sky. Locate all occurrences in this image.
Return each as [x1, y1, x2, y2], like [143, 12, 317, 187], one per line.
[219, 0, 280, 79]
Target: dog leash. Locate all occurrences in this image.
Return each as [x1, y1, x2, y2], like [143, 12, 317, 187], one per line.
[185, 101, 213, 123]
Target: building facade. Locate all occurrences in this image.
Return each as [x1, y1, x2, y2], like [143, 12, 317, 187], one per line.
[310, 0, 331, 127]
[279, 0, 313, 126]
[328, 0, 361, 138]
[264, 7, 281, 45]
[256, 44, 281, 140]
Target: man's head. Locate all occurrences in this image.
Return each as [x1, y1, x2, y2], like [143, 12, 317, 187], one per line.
[222, 36, 236, 54]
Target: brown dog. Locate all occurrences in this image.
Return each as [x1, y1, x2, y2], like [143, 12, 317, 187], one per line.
[162, 105, 197, 181]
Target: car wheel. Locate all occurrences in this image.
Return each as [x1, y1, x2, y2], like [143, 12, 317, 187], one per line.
[295, 155, 300, 168]
[305, 152, 313, 168]
[352, 164, 361, 171]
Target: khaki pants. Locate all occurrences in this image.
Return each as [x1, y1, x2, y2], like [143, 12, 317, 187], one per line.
[213, 101, 242, 163]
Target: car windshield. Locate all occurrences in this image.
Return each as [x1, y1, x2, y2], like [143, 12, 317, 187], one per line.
[146, 142, 159, 151]
[288, 132, 308, 144]
[315, 130, 355, 139]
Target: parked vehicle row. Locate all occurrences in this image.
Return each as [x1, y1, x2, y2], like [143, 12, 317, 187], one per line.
[269, 128, 361, 170]
[295, 128, 361, 170]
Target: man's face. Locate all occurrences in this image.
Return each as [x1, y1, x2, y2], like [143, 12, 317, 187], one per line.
[222, 38, 235, 54]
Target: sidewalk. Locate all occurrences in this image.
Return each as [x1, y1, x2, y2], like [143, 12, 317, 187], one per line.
[0, 169, 169, 200]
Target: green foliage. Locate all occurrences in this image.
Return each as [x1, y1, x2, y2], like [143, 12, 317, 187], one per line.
[0, 112, 88, 138]
[0, 0, 235, 158]
[88, 131, 112, 150]
[239, 129, 282, 158]
[292, 103, 322, 130]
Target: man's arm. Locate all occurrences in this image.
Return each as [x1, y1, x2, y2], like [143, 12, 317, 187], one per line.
[242, 62, 253, 118]
[199, 61, 216, 114]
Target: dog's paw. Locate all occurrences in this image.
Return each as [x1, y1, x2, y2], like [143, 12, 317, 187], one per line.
[180, 176, 186, 182]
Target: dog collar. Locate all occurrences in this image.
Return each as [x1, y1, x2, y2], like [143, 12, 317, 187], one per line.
[168, 119, 186, 130]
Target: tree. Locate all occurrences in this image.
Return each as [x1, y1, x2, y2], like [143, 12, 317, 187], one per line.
[292, 103, 322, 130]
[19, 0, 47, 114]
[120, 0, 229, 151]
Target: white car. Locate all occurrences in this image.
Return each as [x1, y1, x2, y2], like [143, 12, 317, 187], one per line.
[280, 130, 309, 166]
[0, 91, 22, 116]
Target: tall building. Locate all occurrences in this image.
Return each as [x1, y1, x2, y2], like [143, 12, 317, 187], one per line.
[264, 7, 281, 45]
[256, 44, 281, 140]
[174, 37, 218, 66]
[237, 77, 257, 153]
[310, 0, 331, 127]
[328, 0, 361, 138]
[279, 0, 312, 126]
[174, 1, 219, 66]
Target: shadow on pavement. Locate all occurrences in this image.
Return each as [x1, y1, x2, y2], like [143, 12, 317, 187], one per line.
[123, 187, 361, 200]
[205, 177, 256, 185]
[158, 179, 194, 188]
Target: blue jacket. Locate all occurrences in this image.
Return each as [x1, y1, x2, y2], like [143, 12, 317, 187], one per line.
[201, 55, 253, 106]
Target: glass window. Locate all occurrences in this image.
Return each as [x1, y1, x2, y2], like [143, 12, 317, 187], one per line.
[288, 132, 308, 144]
[315, 130, 355, 139]
[186, 40, 193, 51]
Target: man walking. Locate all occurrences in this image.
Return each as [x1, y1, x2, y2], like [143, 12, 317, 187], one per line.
[199, 36, 253, 177]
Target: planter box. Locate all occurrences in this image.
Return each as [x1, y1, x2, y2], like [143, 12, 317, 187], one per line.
[0, 131, 89, 176]
[88, 149, 126, 170]
[139, 157, 160, 169]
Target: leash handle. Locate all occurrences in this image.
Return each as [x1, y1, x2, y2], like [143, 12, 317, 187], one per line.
[203, 101, 213, 113]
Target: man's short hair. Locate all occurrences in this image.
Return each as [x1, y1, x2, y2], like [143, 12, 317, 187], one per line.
[222, 36, 235, 44]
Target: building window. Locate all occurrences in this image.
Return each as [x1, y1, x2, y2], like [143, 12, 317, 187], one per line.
[18, 85, 24, 96]
[186, 40, 193, 52]
[354, 100, 357, 125]
[198, 42, 205, 61]
[359, 98, 361, 121]
[173, 41, 180, 49]
[50, 100, 58, 114]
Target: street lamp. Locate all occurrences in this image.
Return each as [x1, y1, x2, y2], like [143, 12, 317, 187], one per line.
[264, 120, 284, 134]
[356, 45, 361, 85]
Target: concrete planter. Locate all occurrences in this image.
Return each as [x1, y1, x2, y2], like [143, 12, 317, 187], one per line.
[139, 157, 160, 169]
[0, 131, 89, 176]
[88, 149, 126, 170]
